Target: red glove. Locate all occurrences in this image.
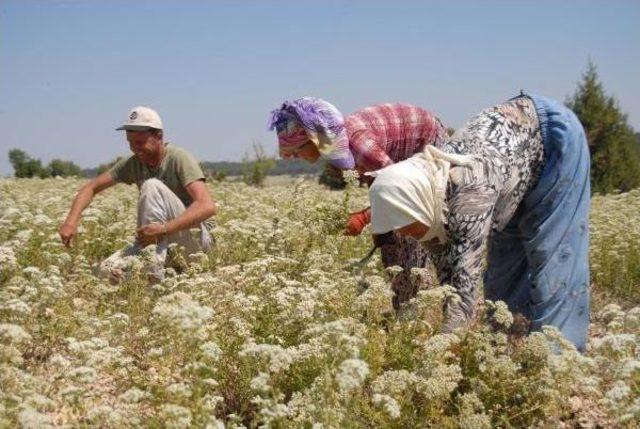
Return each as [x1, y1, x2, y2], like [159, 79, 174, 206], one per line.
[345, 208, 371, 236]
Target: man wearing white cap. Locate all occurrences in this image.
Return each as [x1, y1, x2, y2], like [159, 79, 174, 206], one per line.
[58, 106, 217, 282]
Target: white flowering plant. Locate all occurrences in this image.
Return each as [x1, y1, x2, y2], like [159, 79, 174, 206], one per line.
[0, 177, 638, 428]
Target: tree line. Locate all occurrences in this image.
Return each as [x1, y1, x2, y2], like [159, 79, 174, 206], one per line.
[7, 62, 640, 194]
[8, 150, 83, 179]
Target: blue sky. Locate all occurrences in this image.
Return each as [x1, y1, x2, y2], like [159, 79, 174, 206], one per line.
[1, 0, 639, 176]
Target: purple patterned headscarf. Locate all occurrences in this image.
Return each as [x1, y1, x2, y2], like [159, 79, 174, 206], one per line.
[267, 97, 355, 169]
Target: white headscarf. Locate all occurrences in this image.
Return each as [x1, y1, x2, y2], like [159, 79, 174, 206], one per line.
[368, 145, 474, 243]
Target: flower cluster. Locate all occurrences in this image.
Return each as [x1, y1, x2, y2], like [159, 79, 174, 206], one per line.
[0, 177, 638, 427]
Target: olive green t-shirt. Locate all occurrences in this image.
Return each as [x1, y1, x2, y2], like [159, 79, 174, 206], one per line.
[109, 144, 205, 207]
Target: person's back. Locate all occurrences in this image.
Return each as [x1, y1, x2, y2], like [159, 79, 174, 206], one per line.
[346, 103, 447, 170]
[438, 96, 545, 231]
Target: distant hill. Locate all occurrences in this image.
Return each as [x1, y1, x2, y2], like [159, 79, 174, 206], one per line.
[82, 158, 322, 178]
[201, 159, 321, 177]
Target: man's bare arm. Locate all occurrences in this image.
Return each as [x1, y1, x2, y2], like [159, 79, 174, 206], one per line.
[59, 171, 116, 247]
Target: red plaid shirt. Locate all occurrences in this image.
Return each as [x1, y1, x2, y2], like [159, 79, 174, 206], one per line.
[345, 103, 447, 173]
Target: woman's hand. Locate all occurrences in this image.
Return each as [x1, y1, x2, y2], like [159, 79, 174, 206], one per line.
[344, 208, 372, 236]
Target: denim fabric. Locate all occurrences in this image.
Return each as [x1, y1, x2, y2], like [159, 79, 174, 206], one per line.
[484, 93, 591, 351]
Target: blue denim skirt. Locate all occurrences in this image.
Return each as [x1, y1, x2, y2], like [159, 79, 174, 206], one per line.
[484, 93, 591, 351]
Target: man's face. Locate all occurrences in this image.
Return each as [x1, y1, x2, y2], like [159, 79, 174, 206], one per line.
[126, 130, 162, 164]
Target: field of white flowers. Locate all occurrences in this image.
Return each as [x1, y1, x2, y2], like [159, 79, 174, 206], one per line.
[0, 177, 639, 428]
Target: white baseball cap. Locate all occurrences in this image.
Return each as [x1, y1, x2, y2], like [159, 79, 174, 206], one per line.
[116, 106, 163, 131]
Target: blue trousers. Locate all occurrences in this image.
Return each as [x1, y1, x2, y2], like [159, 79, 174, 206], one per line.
[484, 93, 591, 351]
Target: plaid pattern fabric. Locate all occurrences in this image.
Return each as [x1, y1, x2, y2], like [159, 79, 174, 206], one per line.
[346, 103, 447, 172]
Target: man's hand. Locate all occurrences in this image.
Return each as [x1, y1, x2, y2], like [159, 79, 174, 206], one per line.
[59, 221, 78, 247]
[136, 223, 167, 247]
[344, 208, 372, 236]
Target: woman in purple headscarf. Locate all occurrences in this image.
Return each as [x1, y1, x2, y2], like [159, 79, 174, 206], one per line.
[268, 97, 448, 308]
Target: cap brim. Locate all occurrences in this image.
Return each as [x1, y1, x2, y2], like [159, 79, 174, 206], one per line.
[116, 124, 159, 131]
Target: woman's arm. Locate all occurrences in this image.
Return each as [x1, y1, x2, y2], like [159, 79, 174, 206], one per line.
[435, 180, 499, 332]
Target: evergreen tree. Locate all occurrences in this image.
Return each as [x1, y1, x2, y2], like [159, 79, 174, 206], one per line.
[566, 61, 640, 193]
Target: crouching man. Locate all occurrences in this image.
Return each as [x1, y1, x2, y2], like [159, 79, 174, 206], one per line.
[58, 106, 217, 282]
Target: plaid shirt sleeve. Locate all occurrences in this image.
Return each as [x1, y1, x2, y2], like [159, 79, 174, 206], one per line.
[346, 104, 447, 173]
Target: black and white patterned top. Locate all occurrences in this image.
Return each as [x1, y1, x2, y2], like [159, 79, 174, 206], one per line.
[427, 96, 545, 329]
